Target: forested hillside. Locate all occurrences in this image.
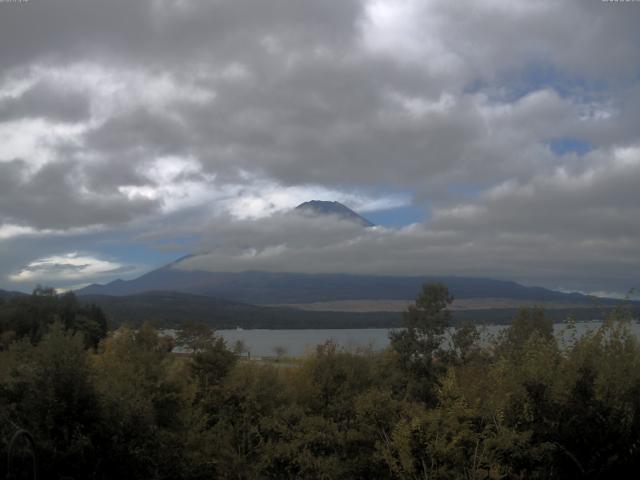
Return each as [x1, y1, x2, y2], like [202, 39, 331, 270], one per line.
[2, 285, 640, 478]
[77, 268, 608, 305]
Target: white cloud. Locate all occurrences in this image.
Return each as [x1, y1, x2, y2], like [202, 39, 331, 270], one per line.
[0, 223, 106, 242]
[360, 0, 640, 82]
[114, 153, 411, 219]
[361, 0, 465, 77]
[220, 181, 410, 220]
[9, 252, 134, 283]
[0, 224, 38, 240]
[29, 62, 216, 119]
[0, 119, 85, 168]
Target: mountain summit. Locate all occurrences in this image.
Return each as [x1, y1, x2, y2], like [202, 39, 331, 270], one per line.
[295, 200, 375, 227]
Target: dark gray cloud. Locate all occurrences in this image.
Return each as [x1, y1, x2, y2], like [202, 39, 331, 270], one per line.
[0, 81, 90, 123]
[0, 159, 159, 229]
[0, 0, 639, 293]
[84, 107, 194, 159]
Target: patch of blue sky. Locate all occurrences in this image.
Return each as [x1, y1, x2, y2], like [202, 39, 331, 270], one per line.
[465, 61, 609, 103]
[548, 137, 593, 156]
[365, 204, 427, 227]
[96, 240, 189, 272]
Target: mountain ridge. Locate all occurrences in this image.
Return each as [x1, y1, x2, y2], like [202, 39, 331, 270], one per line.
[76, 268, 618, 306]
[295, 200, 375, 227]
[0, 289, 27, 299]
[78, 289, 632, 329]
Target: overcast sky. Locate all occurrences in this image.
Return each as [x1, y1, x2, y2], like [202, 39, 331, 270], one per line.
[1, 0, 639, 296]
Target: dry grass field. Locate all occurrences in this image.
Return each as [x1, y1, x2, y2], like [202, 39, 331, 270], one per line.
[270, 298, 593, 313]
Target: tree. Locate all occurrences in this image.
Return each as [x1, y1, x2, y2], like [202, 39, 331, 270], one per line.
[232, 339, 250, 359]
[0, 288, 107, 348]
[496, 307, 553, 358]
[272, 345, 288, 362]
[447, 320, 482, 365]
[191, 336, 237, 395]
[93, 324, 196, 479]
[177, 321, 214, 353]
[0, 323, 100, 479]
[389, 282, 453, 404]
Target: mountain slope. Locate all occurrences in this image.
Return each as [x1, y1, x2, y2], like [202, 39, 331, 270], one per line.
[77, 268, 611, 306]
[0, 289, 26, 300]
[295, 200, 375, 227]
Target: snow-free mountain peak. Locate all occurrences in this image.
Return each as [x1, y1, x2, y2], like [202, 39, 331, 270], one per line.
[295, 200, 375, 227]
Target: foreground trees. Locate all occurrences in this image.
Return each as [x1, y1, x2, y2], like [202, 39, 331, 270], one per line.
[0, 287, 107, 349]
[1, 283, 640, 479]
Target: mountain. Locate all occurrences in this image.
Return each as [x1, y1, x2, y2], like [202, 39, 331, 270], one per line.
[79, 290, 401, 329]
[76, 267, 613, 306]
[79, 290, 628, 329]
[295, 200, 375, 227]
[75, 200, 624, 311]
[0, 289, 26, 300]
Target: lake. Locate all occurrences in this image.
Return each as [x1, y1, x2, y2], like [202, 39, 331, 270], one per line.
[214, 321, 640, 357]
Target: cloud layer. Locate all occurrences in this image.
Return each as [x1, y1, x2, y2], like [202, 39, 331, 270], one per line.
[1, 0, 639, 293]
[9, 252, 135, 284]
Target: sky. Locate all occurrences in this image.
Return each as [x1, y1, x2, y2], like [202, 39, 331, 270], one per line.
[0, 0, 639, 296]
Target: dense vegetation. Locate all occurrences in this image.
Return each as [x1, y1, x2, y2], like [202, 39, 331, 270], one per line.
[1, 285, 640, 479]
[0, 287, 107, 350]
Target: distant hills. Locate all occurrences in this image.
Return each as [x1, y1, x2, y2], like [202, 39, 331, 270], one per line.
[80, 290, 628, 329]
[0, 289, 25, 300]
[77, 267, 616, 306]
[80, 290, 401, 329]
[1, 286, 629, 330]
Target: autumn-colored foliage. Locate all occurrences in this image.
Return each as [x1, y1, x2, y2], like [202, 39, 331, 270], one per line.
[1, 285, 640, 479]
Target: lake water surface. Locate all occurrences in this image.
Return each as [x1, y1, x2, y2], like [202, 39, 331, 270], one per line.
[215, 321, 640, 357]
